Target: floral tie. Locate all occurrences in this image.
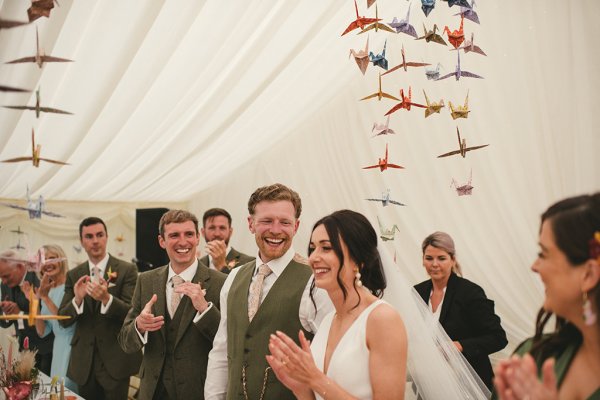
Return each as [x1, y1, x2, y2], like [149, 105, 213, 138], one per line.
[170, 275, 185, 317]
[247, 264, 272, 321]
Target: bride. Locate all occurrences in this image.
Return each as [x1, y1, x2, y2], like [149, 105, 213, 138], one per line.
[267, 209, 490, 400]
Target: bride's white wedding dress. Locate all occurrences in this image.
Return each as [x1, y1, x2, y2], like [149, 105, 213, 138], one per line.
[311, 300, 385, 400]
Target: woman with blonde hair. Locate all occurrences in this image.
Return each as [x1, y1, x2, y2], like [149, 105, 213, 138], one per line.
[414, 231, 508, 390]
[35, 244, 78, 392]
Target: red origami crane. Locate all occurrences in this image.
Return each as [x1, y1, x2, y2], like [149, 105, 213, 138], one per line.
[341, 0, 381, 36]
[384, 87, 426, 116]
[444, 16, 465, 49]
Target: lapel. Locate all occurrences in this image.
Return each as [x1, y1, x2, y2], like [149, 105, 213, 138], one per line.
[152, 266, 169, 339]
[439, 273, 458, 324]
[174, 263, 211, 347]
[199, 255, 209, 267]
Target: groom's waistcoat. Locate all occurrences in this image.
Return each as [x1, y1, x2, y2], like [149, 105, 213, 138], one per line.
[226, 260, 313, 400]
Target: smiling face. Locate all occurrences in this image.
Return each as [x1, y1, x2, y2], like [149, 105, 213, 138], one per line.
[422, 245, 455, 286]
[248, 200, 299, 263]
[81, 223, 108, 264]
[308, 224, 355, 293]
[159, 220, 200, 272]
[202, 215, 233, 245]
[41, 249, 64, 281]
[531, 219, 585, 320]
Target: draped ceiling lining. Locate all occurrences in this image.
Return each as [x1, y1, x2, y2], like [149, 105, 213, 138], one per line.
[1, 0, 599, 361]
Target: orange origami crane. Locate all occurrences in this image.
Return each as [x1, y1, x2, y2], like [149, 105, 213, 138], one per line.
[342, 0, 381, 36]
[384, 86, 426, 116]
[0, 285, 70, 326]
[362, 144, 405, 171]
[444, 16, 465, 49]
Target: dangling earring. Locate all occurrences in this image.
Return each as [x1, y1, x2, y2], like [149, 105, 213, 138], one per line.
[354, 266, 363, 288]
[583, 291, 597, 326]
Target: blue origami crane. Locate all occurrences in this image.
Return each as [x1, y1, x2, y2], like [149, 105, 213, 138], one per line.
[369, 39, 388, 70]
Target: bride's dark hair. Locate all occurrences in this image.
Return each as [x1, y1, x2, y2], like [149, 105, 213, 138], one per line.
[308, 209, 386, 308]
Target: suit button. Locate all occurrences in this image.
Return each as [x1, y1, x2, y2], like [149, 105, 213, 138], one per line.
[244, 348, 249, 354]
[245, 334, 251, 339]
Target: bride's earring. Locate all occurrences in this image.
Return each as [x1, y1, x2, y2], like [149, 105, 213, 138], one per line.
[583, 291, 597, 326]
[354, 266, 363, 288]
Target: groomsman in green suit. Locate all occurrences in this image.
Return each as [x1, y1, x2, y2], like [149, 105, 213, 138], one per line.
[205, 183, 333, 400]
[59, 217, 142, 400]
[200, 207, 254, 273]
[119, 210, 226, 400]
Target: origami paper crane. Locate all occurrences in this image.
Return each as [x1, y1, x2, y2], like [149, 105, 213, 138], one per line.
[342, 0, 381, 36]
[27, 0, 57, 22]
[382, 44, 430, 76]
[0, 85, 30, 93]
[442, 0, 472, 8]
[362, 143, 405, 171]
[420, 0, 436, 17]
[2, 129, 70, 167]
[11, 239, 26, 251]
[0, 18, 30, 30]
[366, 189, 406, 206]
[436, 52, 482, 81]
[367, 0, 376, 8]
[424, 63, 442, 80]
[384, 86, 426, 116]
[361, 73, 399, 102]
[369, 39, 388, 70]
[449, 91, 469, 119]
[0, 186, 64, 219]
[454, 0, 479, 24]
[451, 170, 474, 195]
[349, 37, 370, 75]
[3, 88, 73, 118]
[377, 216, 401, 241]
[359, 5, 395, 34]
[388, 3, 417, 38]
[0, 285, 70, 326]
[444, 15, 465, 49]
[423, 90, 445, 118]
[372, 115, 396, 136]
[5, 27, 73, 69]
[437, 127, 488, 158]
[416, 23, 447, 46]
[455, 32, 486, 56]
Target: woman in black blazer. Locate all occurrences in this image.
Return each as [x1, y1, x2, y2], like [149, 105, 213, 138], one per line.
[414, 231, 508, 390]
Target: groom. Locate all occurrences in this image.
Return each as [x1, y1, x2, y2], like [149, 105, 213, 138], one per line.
[204, 183, 332, 400]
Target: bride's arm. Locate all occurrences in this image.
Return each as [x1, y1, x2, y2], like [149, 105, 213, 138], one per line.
[367, 304, 408, 400]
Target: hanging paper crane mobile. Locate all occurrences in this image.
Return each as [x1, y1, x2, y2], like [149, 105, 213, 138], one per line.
[363, 144, 405, 171]
[388, 3, 417, 38]
[455, 32, 487, 56]
[372, 115, 395, 136]
[385, 86, 426, 116]
[0, 186, 64, 219]
[416, 23, 447, 46]
[454, 0, 479, 24]
[436, 51, 483, 81]
[449, 91, 470, 120]
[437, 127, 488, 158]
[444, 16, 465, 49]
[359, 5, 395, 34]
[1, 129, 70, 167]
[451, 170, 474, 196]
[0, 285, 70, 326]
[368, 39, 388, 70]
[383, 44, 430, 76]
[366, 189, 406, 207]
[349, 37, 370, 75]
[377, 217, 401, 241]
[420, 0, 436, 17]
[361, 73, 399, 102]
[3, 88, 73, 118]
[423, 90, 445, 118]
[342, 0, 381, 36]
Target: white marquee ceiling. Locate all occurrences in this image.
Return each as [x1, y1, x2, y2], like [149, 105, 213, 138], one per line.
[0, 0, 599, 359]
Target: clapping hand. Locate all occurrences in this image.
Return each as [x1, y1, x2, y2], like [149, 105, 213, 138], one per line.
[266, 330, 320, 398]
[494, 354, 558, 400]
[205, 240, 227, 270]
[175, 282, 208, 312]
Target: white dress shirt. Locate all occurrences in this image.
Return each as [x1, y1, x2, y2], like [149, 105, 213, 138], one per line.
[135, 259, 214, 344]
[204, 246, 333, 400]
[72, 253, 113, 314]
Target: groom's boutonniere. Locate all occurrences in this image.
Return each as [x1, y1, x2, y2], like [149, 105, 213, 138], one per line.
[107, 266, 118, 288]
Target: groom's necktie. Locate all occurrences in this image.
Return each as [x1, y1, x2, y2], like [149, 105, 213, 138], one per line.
[248, 264, 272, 321]
[170, 275, 185, 317]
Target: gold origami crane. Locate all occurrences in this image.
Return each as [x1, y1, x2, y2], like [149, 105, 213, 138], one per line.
[0, 285, 70, 326]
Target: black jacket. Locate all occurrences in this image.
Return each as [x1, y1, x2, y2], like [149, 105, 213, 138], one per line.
[414, 272, 507, 389]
